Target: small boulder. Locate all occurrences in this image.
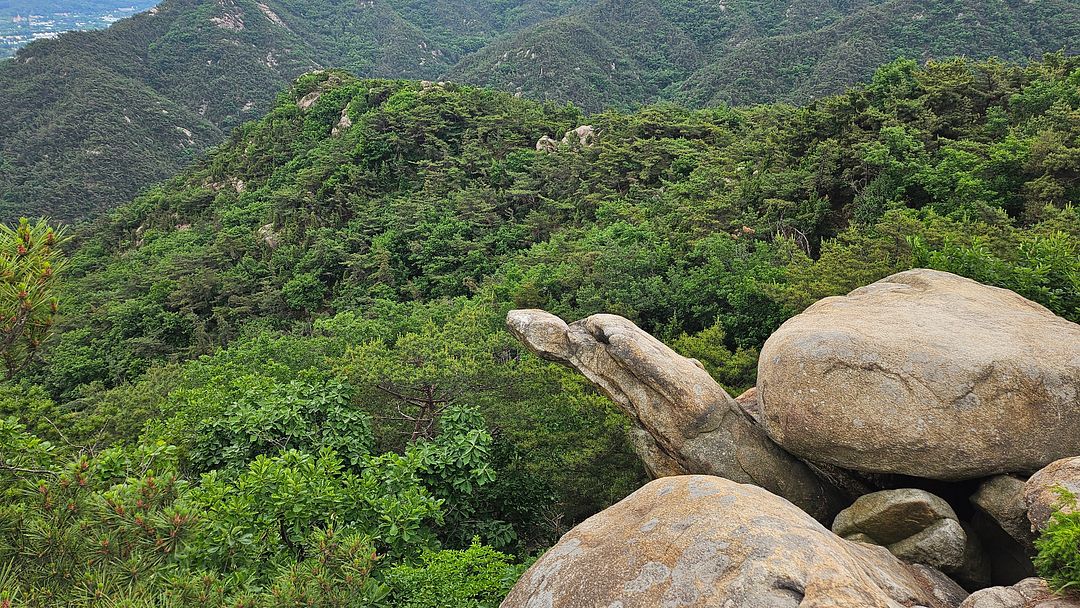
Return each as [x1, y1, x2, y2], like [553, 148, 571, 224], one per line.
[834, 489, 958, 544]
[331, 108, 352, 136]
[1025, 457, 1080, 532]
[758, 269, 1080, 481]
[961, 577, 1080, 608]
[561, 125, 596, 147]
[501, 476, 966, 608]
[535, 135, 559, 153]
[891, 519, 968, 572]
[257, 223, 280, 249]
[972, 475, 1037, 551]
[833, 489, 965, 572]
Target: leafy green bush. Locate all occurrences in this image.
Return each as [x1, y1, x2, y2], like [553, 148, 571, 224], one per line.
[0, 409, 517, 607]
[385, 540, 529, 608]
[1035, 488, 1080, 592]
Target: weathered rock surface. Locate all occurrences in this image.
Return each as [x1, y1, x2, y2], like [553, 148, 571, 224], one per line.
[535, 135, 559, 152]
[297, 90, 321, 109]
[972, 475, 1037, 551]
[734, 386, 762, 423]
[331, 107, 352, 136]
[562, 124, 596, 147]
[961, 577, 1080, 608]
[834, 489, 959, 546]
[506, 310, 844, 521]
[758, 269, 1080, 481]
[832, 487, 985, 585]
[1025, 457, 1080, 532]
[502, 475, 967, 608]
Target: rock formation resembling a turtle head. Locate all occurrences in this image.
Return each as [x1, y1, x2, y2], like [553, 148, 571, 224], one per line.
[506, 309, 845, 522]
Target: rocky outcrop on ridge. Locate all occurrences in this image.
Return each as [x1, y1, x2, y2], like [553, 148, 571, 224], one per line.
[503, 269, 1080, 605]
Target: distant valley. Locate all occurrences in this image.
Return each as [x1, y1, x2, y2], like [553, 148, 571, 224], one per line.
[0, 1, 157, 58]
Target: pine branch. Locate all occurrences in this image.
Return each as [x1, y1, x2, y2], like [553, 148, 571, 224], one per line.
[0, 459, 59, 477]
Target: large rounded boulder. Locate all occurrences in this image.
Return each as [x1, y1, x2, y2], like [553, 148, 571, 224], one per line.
[501, 475, 967, 608]
[758, 269, 1080, 481]
[1025, 457, 1080, 532]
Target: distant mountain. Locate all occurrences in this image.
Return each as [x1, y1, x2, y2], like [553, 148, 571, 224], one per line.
[453, 0, 1080, 107]
[0, 0, 1076, 222]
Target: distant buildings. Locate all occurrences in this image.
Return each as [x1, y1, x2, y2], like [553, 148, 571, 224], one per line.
[1, 3, 154, 59]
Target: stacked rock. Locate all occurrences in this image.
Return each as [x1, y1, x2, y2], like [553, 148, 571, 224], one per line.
[502, 270, 1080, 608]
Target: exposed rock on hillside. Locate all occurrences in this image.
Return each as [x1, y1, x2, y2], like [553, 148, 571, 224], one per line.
[331, 108, 352, 135]
[505, 270, 1080, 602]
[758, 269, 1080, 481]
[506, 310, 844, 521]
[562, 125, 596, 147]
[535, 135, 559, 152]
[501, 475, 967, 608]
[1025, 457, 1080, 532]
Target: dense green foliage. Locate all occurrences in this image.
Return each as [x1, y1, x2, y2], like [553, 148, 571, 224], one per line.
[2, 0, 1077, 221]
[2, 54, 1080, 604]
[45, 56, 1080, 397]
[454, 0, 1080, 110]
[0, 219, 67, 381]
[1035, 490, 1080, 593]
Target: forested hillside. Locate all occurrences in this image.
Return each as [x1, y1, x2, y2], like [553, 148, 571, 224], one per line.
[1, 0, 1077, 222]
[0, 55, 1077, 605]
[453, 0, 1080, 109]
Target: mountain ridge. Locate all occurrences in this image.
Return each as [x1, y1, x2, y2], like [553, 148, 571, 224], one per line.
[0, 0, 1077, 222]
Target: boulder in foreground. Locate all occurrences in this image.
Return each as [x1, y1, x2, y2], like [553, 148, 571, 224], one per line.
[758, 269, 1080, 481]
[961, 577, 1080, 608]
[501, 475, 967, 608]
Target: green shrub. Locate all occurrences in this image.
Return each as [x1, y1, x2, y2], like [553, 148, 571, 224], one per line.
[1034, 488, 1080, 592]
[385, 540, 530, 608]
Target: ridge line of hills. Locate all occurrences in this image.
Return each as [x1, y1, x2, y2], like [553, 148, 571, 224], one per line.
[1, 0, 1077, 223]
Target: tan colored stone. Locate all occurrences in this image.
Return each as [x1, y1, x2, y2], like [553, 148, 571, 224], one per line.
[960, 577, 1080, 608]
[535, 135, 559, 152]
[972, 475, 1037, 551]
[831, 488, 988, 586]
[506, 310, 844, 521]
[331, 107, 352, 135]
[501, 476, 967, 608]
[758, 269, 1080, 481]
[834, 488, 958, 545]
[1025, 457, 1080, 532]
[734, 386, 762, 423]
[561, 124, 596, 147]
